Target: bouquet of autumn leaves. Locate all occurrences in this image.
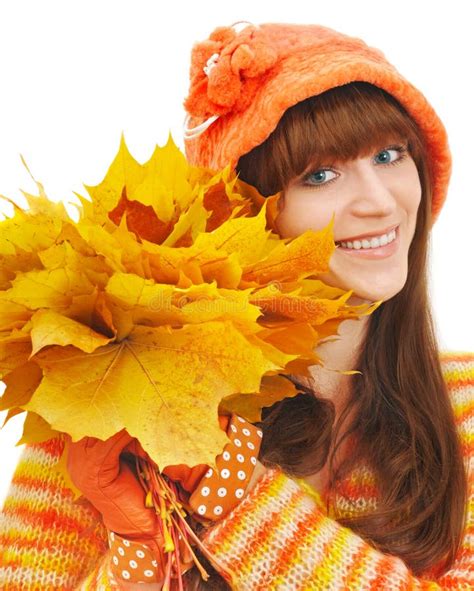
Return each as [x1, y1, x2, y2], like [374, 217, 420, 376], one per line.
[0, 133, 381, 580]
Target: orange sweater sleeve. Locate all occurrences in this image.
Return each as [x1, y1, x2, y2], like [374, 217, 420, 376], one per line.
[0, 435, 113, 590]
[201, 352, 474, 590]
[75, 551, 122, 590]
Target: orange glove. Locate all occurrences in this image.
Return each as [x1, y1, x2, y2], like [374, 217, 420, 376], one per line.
[66, 415, 264, 586]
[66, 430, 163, 581]
[67, 429, 159, 541]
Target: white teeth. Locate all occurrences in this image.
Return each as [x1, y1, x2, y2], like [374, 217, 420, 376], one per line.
[339, 229, 397, 250]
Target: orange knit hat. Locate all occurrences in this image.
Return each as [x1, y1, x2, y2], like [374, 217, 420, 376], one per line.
[183, 21, 451, 225]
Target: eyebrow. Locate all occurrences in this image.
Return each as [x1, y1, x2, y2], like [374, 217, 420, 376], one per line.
[303, 138, 409, 172]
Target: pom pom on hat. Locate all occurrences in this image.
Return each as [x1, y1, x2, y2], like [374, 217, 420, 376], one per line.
[184, 23, 278, 118]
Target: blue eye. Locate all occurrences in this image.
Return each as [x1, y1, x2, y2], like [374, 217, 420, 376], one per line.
[300, 144, 408, 190]
[374, 146, 407, 165]
[304, 169, 338, 186]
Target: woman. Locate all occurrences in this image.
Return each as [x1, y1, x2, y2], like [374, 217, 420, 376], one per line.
[1, 21, 473, 591]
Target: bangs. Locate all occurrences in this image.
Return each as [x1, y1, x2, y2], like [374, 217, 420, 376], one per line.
[236, 81, 425, 196]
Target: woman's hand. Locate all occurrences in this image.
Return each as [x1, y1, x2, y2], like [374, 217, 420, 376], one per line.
[67, 430, 173, 585]
[66, 429, 160, 542]
[66, 416, 268, 587]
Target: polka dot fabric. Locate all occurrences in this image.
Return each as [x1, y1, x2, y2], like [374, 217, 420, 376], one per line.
[107, 530, 161, 584]
[188, 414, 263, 521]
[106, 413, 262, 584]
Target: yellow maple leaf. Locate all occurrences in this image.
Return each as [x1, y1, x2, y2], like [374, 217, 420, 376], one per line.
[29, 308, 115, 356]
[22, 321, 287, 468]
[0, 360, 42, 410]
[219, 373, 301, 422]
[243, 218, 336, 284]
[15, 410, 59, 446]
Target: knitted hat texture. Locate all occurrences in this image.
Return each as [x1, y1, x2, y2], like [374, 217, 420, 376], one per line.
[183, 22, 451, 225]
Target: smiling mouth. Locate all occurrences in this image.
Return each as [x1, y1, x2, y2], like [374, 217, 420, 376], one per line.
[335, 224, 399, 247]
[334, 226, 400, 259]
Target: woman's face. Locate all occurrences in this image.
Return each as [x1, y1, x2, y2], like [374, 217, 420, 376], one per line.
[274, 138, 422, 304]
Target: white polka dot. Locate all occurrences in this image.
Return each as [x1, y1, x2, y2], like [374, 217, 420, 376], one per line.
[242, 428, 250, 436]
[129, 559, 138, 569]
[213, 505, 223, 515]
[257, 430, 263, 437]
[237, 470, 246, 480]
[118, 547, 125, 556]
[121, 570, 130, 579]
[223, 450, 231, 461]
[122, 539, 130, 547]
[112, 556, 119, 566]
[247, 442, 255, 450]
[220, 468, 230, 479]
[201, 486, 210, 497]
[144, 570, 154, 577]
[234, 438, 242, 447]
[237, 454, 245, 463]
[237, 416, 245, 423]
[205, 468, 213, 478]
[136, 550, 145, 558]
[235, 488, 245, 498]
[152, 560, 158, 567]
[251, 456, 257, 465]
[217, 487, 227, 497]
[231, 425, 237, 432]
[198, 504, 207, 515]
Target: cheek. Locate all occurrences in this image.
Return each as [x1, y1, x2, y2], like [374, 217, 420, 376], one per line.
[275, 194, 337, 238]
[400, 165, 422, 229]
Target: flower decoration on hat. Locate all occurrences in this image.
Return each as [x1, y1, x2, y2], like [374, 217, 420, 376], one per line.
[184, 23, 279, 120]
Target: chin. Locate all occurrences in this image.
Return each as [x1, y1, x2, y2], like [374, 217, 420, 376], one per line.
[347, 282, 405, 304]
[318, 267, 408, 304]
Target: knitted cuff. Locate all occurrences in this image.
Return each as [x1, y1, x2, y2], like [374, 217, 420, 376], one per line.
[77, 551, 121, 590]
[200, 468, 325, 588]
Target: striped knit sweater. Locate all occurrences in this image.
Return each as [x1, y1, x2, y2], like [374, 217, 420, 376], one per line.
[0, 351, 472, 590]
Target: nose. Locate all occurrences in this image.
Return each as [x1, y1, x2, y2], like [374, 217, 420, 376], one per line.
[348, 161, 397, 218]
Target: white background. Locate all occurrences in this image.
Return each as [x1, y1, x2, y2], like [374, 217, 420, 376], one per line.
[0, 1, 473, 507]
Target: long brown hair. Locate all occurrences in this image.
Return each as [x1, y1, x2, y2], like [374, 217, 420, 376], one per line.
[184, 81, 468, 589]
